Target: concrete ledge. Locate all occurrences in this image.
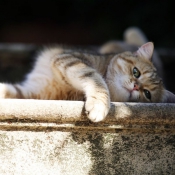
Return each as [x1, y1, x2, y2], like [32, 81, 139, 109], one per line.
[0, 99, 175, 130]
[0, 99, 175, 123]
[0, 99, 175, 174]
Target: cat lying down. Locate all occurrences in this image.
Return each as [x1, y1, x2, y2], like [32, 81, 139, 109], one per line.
[0, 42, 175, 122]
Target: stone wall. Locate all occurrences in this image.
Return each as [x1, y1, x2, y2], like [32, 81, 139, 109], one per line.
[0, 100, 175, 174]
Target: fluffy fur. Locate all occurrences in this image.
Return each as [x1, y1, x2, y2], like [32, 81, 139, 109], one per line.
[0, 42, 175, 123]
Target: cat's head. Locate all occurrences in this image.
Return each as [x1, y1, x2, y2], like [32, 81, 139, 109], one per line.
[106, 42, 175, 103]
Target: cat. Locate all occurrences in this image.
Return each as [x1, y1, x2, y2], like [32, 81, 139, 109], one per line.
[0, 41, 175, 123]
[99, 27, 164, 80]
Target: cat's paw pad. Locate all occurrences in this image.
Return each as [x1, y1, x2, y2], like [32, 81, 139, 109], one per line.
[85, 97, 110, 122]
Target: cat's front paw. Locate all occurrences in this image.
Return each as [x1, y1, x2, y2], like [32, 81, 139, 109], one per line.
[85, 97, 110, 122]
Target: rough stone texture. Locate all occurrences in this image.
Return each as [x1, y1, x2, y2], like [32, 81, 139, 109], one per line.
[0, 99, 175, 175]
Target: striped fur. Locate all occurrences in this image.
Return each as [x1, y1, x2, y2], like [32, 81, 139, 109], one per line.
[99, 27, 164, 79]
[0, 42, 174, 122]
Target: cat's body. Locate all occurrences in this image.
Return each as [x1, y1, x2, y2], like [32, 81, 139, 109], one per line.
[0, 27, 175, 122]
[15, 48, 112, 101]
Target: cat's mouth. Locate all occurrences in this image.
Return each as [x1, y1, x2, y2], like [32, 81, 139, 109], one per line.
[122, 86, 137, 102]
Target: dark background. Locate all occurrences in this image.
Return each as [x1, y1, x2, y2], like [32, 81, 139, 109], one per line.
[0, 0, 175, 47]
[0, 0, 175, 92]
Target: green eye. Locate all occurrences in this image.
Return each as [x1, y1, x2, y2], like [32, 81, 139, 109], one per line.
[133, 67, 140, 78]
[144, 89, 151, 100]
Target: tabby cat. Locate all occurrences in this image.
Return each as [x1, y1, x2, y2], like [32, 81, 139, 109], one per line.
[99, 27, 164, 79]
[0, 41, 175, 122]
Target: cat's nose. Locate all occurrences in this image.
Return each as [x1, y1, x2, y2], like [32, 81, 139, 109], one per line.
[133, 83, 139, 91]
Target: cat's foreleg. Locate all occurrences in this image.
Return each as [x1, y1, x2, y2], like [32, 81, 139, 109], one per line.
[52, 54, 110, 122]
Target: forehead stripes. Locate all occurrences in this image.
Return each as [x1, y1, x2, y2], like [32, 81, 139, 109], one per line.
[117, 51, 163, 98]
[118, 52, 160, 82]
[118, 54, 135, 65]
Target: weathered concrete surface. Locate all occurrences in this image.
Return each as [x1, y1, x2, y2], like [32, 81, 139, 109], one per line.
[0, 99, 175, 175]
[0, 99, 175, 124]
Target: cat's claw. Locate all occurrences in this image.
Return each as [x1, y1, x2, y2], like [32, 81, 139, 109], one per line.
[85, 98, 110, 122]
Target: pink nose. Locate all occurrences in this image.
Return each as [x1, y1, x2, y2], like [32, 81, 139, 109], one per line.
[133, 83, 139, 91]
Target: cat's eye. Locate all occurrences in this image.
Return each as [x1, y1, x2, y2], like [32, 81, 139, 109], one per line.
[133, 67, 140, 78]
[144, 89, 151, 100]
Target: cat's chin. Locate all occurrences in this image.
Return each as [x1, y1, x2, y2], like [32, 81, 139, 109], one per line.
[127, 92, 139, 102]
[112, 87, 138, 102]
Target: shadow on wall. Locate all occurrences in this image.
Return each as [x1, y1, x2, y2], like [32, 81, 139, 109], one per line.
[71, 130, 175, 174]
[70, 103, 175, 174]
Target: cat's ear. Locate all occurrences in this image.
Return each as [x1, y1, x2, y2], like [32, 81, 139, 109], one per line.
[135, 42, 154, 61]
[162, 90, 175, 103]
